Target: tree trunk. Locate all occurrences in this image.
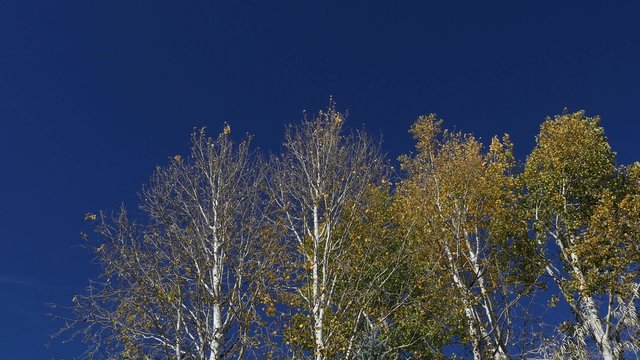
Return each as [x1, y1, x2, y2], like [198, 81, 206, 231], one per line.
[567, 246, 619, 360]
[464, 306, 483, 360]
[582, 295, 618, 360]
[176, 305, 182, 360]
[209, 236, 223, 360]
[209, 302, 222, 360]
[312, 205, 324, 360]
[447, 255, 487, 359]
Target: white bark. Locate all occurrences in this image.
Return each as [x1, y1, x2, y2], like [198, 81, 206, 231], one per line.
[62, 129, 264, 359]
[209, 301, 222, 360]
[209, 235, 223, 360]
[176, 304, 182, 360]
[444, 245, 498, 360]
[312, 204, 325, 360]
[581, 295, 617, 360]
[544, 211, 621, 359]
[268, 105, 384, 359]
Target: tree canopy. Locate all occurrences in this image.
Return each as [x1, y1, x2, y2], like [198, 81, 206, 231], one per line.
[55, 104, 640, 360]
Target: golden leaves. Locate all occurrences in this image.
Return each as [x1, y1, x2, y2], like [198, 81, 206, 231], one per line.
[409, 113, 443, 152]
[84, 212, 97, 221]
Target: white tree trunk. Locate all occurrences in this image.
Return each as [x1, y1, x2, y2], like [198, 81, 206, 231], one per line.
[176, 305, 182, 360]
[209, 302, 222, 360]
[209, 237, 223, 360]
[464, 305, 483, 360]
[312, 205, 324, 360]
[444, 246, 485, 360]
[582, 293, 617, 360]
[566, 243, 619, 360]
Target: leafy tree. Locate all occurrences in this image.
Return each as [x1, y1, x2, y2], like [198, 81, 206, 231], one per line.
[266, 102, 408, 359]
[397, 115, 542, 360]
[333, 183, 440, 359]
[524, 111, 640, 359]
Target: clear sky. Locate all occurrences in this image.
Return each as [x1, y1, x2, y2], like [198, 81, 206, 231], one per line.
[1, 1, 639, 358]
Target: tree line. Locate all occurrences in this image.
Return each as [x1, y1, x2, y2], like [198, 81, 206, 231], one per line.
[54, 102, 640, 359]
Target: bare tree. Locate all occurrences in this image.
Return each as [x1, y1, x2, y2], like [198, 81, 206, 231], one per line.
[54, 127, 271, 359]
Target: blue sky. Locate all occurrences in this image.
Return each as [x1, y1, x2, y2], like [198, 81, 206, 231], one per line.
[1, 1, 639, 358]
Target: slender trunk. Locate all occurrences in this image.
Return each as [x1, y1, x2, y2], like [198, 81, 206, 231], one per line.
[312, 205, 324, 360]
[209, 238, 223, 360]
[344, 310, 363, 359]
[465, 234, 509, 359]
[444, 245, 488, 360]
[314, 307, 324, 360]
[464, 306, 483, 360]
[581, 295, 618, 360]
[209, 302, 222, 360]
[566, 244, 619, 359]
[176, 304, 182, 359]
[557, 185, 620, 359]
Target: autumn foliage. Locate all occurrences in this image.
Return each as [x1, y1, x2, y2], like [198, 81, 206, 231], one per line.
[56, 104, 640, 360]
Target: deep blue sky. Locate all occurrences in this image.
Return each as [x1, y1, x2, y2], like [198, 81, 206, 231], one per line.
[1, 1, 639, 358]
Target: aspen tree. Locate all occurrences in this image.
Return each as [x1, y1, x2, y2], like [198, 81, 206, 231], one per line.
[397, 115, 540, 360]
[56, 128, 270, 359]
[266, 102, 390, 360]
[524, 112, 640, 359]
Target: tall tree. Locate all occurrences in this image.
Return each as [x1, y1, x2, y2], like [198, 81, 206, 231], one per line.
[55, 127, 270, 359]
[524, 111, 640, 359]
[266, 102, 398, 359]
[396, 115, 541, 360]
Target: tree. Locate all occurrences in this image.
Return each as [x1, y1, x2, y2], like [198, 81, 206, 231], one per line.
[266, 102, 403, 359]
[396, 115, 542, 360]
[55, 127, 271, 359]
[524, 111, 640, 359]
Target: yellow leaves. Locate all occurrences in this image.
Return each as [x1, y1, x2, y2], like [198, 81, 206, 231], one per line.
[525, 110, 617, 229]
[223, 122, 231, 135]
[400, 115, 517, 236]
[488, 134, 515, 172]
[265, 302, 276, 317]
[409, 113, 443, 152]
[333, 113, 343, 125]
[84, 212, 97, 221]
[533, 111, 614, 176]
[523, 111, 640, 298]
[173, 154, 182, 162]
